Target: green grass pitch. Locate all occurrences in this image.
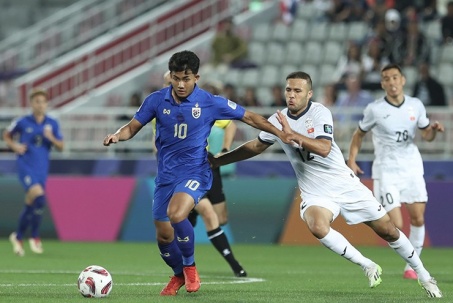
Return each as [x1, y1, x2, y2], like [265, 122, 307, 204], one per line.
[0, 241, 451, 302]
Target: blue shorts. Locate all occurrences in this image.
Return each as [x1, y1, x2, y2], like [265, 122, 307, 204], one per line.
[18, 169, 46, 191]
[153, 172, 212, 222]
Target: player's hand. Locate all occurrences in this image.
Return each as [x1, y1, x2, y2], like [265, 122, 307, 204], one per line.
[347, 159, 363, 176]
[103, 134, 119, 146]
[208, 153, 219, 169]
[13, 143, 27, 155]
[43, 125, 55, 141]
[276, 110, 292, 134]
[430, 121, 444, 132]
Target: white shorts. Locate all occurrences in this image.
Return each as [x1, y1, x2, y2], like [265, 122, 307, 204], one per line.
[373, 175, 428, 212]
[299, 183, 386, 225]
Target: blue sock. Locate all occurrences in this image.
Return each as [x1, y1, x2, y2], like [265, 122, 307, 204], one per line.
[31, 196, 46, 239]
[17, 205, 34, 240]
[158, 239, 183, 275]
[171, 219, 195, 266]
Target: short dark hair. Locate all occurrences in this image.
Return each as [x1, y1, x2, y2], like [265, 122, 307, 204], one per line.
[29, 87, 48, 100]
[286, 71, 313, 90]
[381, 63, 403, 75]
[168, 50, 200, 74]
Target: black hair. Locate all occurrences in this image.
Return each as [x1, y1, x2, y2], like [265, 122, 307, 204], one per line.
[286, 71, 313, 90]
[381, 63, 403, 75]
[168, 50, 200, 74]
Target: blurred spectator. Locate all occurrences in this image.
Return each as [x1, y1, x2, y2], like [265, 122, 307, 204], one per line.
[118, 92, 142, 121]
[366, 19, 394, 60]
[366, 0, 390, 27]
[269, 85, 286, 107]
[241, 87, 261, 107]
[420, 0, 439, 21]
[412, 63, 447, 106]
[326, 0, 352, 23]
[202, 18, 249, 76]
[201, 80, 223, 95]
[347, 0, 371, 23]
[280, 0, 299, 25]
[317, 83, 338, 107]
[223, 83, 238, 101]
[391, 19, 430, 66]
[362, 38, 390, 90]
[333, 41, 365, 86]
[335, 74, 374, 121]
[441, 1, 453, 44]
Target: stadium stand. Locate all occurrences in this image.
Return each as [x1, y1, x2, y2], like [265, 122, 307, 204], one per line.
[1, 0, 453, 160]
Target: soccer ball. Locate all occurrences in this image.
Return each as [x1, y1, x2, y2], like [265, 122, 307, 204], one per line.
[77, 265, 113, 298]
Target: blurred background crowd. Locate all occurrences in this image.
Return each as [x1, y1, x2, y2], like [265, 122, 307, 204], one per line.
[0, 0, 452, 156]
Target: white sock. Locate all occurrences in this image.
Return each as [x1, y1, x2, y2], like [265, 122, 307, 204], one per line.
[319, 228, 374, 268]
[388, 229, 430, 281]
[405, 224, 425, 271]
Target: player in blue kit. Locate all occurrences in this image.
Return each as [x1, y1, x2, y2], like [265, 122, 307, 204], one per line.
[3, 88, 64, 256]
[103, 50, 296, 296]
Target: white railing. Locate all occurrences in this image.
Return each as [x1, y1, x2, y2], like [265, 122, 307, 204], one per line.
[14, 0, 251, 109]
[0, 0, 169, 72]
[1, 106, 452, 160]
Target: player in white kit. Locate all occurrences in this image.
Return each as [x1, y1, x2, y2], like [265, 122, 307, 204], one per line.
[212, 71, 442, 298]
[348, 64, 444, 280]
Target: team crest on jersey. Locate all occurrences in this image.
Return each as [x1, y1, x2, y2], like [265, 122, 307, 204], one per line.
[408, 107, 416, 121]
[305, 118, 314, 134]
[26, 127, 33, 133]
[227, 100, 237, 109]
[192, 103, 201, 119]
[323, 124, 333, 134]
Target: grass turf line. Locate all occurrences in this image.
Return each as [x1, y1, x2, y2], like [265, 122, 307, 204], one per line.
[0, 240, 451, 302]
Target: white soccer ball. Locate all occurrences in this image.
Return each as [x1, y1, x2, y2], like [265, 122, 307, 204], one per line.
[77, 265, 113, 298]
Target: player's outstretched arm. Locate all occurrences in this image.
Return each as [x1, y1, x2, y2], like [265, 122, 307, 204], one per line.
[347, 128, 367, 175]
[421, 121, 444, 142]
[221, 121, 237, 153]
[276, 111, 331, 158]
[103, 118, 143, 146]
[241, 110, 296, 144]
[212, 138, 269, 168]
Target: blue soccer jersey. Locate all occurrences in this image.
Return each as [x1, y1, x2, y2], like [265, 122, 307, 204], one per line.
[134, 84, 245, 185]
[7, 115, 63, 188]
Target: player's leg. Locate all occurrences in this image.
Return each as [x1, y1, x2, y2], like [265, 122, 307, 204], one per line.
[196, 198, 246, 277]
[167, 178, 210, 293]
[212, 202, 228, 226]
[153, 183, 185, 296]
[403, 202, 426, 279]
[366, 214, 442, 297]
[27, 183, 46, 253]
[155, 220, 185, 296]
[400, 175, 428, 279]
[10, 174, 43, 256]
[210, 167, 228, 225]
[301, 200, 380, 287]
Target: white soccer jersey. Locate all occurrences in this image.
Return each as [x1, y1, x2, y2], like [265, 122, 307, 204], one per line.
[259, 101, 366, 202]
[358, 95, 430, 180]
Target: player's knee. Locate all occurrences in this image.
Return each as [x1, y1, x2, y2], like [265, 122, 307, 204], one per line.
[156, 233, 173, 243]
[307, 222, 330, 239]
[376, 222, 399, 242]
[410, 216, 424, 226]
[218, 215, 228, 226]
[33, 195, 46, 209]
[155, 228, 174, 243]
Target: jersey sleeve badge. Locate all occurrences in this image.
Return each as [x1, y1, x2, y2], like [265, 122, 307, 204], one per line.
[323, 124, 333, 134]
[227, 100, 237, 109]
